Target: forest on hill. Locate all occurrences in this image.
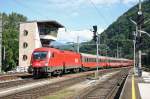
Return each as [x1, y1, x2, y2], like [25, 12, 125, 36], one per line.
[79, 0, 150, 67]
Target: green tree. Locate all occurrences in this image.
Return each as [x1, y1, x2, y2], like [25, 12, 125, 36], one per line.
[1, 12, 27, 71]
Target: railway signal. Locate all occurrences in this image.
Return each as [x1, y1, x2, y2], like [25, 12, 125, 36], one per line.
[136, 36, 142, 51]
[93, 25, 97, 42]
[137, 12, 144, 27]
[92, 25, 99, 79]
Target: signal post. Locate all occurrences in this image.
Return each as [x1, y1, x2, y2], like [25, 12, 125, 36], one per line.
[93, 25, 99, 79]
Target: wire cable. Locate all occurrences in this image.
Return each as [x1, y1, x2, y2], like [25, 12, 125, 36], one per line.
[88, 0, 109, 26]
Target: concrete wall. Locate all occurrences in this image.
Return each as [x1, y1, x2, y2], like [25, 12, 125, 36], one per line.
[19, 22, 42, 67]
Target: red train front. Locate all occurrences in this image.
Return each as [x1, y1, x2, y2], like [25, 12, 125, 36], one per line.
[30, 47, 81, 77]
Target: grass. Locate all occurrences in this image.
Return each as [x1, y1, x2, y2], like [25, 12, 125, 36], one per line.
[41, 89, 75, 99]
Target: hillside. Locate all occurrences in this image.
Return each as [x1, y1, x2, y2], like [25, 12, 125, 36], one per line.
[80, 0, 150, 66]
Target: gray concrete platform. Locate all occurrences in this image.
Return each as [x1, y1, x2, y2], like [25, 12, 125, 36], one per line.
[120, 69, 150, 99]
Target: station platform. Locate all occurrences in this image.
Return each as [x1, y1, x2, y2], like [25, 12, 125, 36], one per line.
[120, 69, 150, 99]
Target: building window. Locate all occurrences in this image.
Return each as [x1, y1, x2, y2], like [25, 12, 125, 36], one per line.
[23, 55, 27, 61]
[23, 42, 28, 48]
[24, 30, 28, 36]
[39, 27, 57, 37]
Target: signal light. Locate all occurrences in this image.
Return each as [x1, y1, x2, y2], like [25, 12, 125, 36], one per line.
[137, 13, 144, 26]
[136, 36, 142, 50]
[93, 25, 97, 42]
[93, 25, 97, 33]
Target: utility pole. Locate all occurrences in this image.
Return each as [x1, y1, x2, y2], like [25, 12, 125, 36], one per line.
[3, 46, 5, 61]
[0, 15, 2, 73]
[117, 43, 119, 58]
[77, 36, 80, 53]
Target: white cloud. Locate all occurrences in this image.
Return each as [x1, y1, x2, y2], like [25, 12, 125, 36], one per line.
[57, 28, 104, 43]
[98, 28, 104, 34]
[57, 28, 92, 43]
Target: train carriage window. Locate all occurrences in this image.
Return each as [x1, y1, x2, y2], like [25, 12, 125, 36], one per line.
[33, 52, 48, 60]
[87, 58, 89, 62]
[82, 57, 84, 62]
[84, 57, 85, 62]
[92, 58, 94, 62]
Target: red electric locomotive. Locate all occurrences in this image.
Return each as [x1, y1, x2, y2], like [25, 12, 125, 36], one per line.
[29, 47, 133, 77]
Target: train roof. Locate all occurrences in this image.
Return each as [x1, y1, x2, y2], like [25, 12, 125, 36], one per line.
[34, 47, 60, 52]
[33, 47, 132, 61]
[81, 53, 131, 61]
[33, 47, 79, 54]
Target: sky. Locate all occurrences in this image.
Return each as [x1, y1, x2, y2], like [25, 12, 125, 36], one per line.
[0, 0, 140, 42]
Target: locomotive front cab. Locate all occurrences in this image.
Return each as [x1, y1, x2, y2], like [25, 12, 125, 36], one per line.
[31, 51, 51, 77]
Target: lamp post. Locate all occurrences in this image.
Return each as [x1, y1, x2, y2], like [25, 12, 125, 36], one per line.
[77, 36, 80, 53]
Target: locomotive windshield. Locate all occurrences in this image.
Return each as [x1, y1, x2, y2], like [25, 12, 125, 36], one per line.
[33, 52, 48, 60]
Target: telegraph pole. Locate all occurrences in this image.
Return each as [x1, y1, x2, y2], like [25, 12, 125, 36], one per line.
[117, 43, 119, 58]
[77, 36, 80, 53]
[0, 15, 2, 73]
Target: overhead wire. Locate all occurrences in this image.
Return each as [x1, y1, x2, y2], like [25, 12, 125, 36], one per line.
[88, 0, 109, 26]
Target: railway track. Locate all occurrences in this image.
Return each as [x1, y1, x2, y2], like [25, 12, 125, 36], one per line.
[0, 68, 120, 99]
[76, 68, 129, 99]
[0, 73, 31, 81]
[0, 78, 41, 90]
